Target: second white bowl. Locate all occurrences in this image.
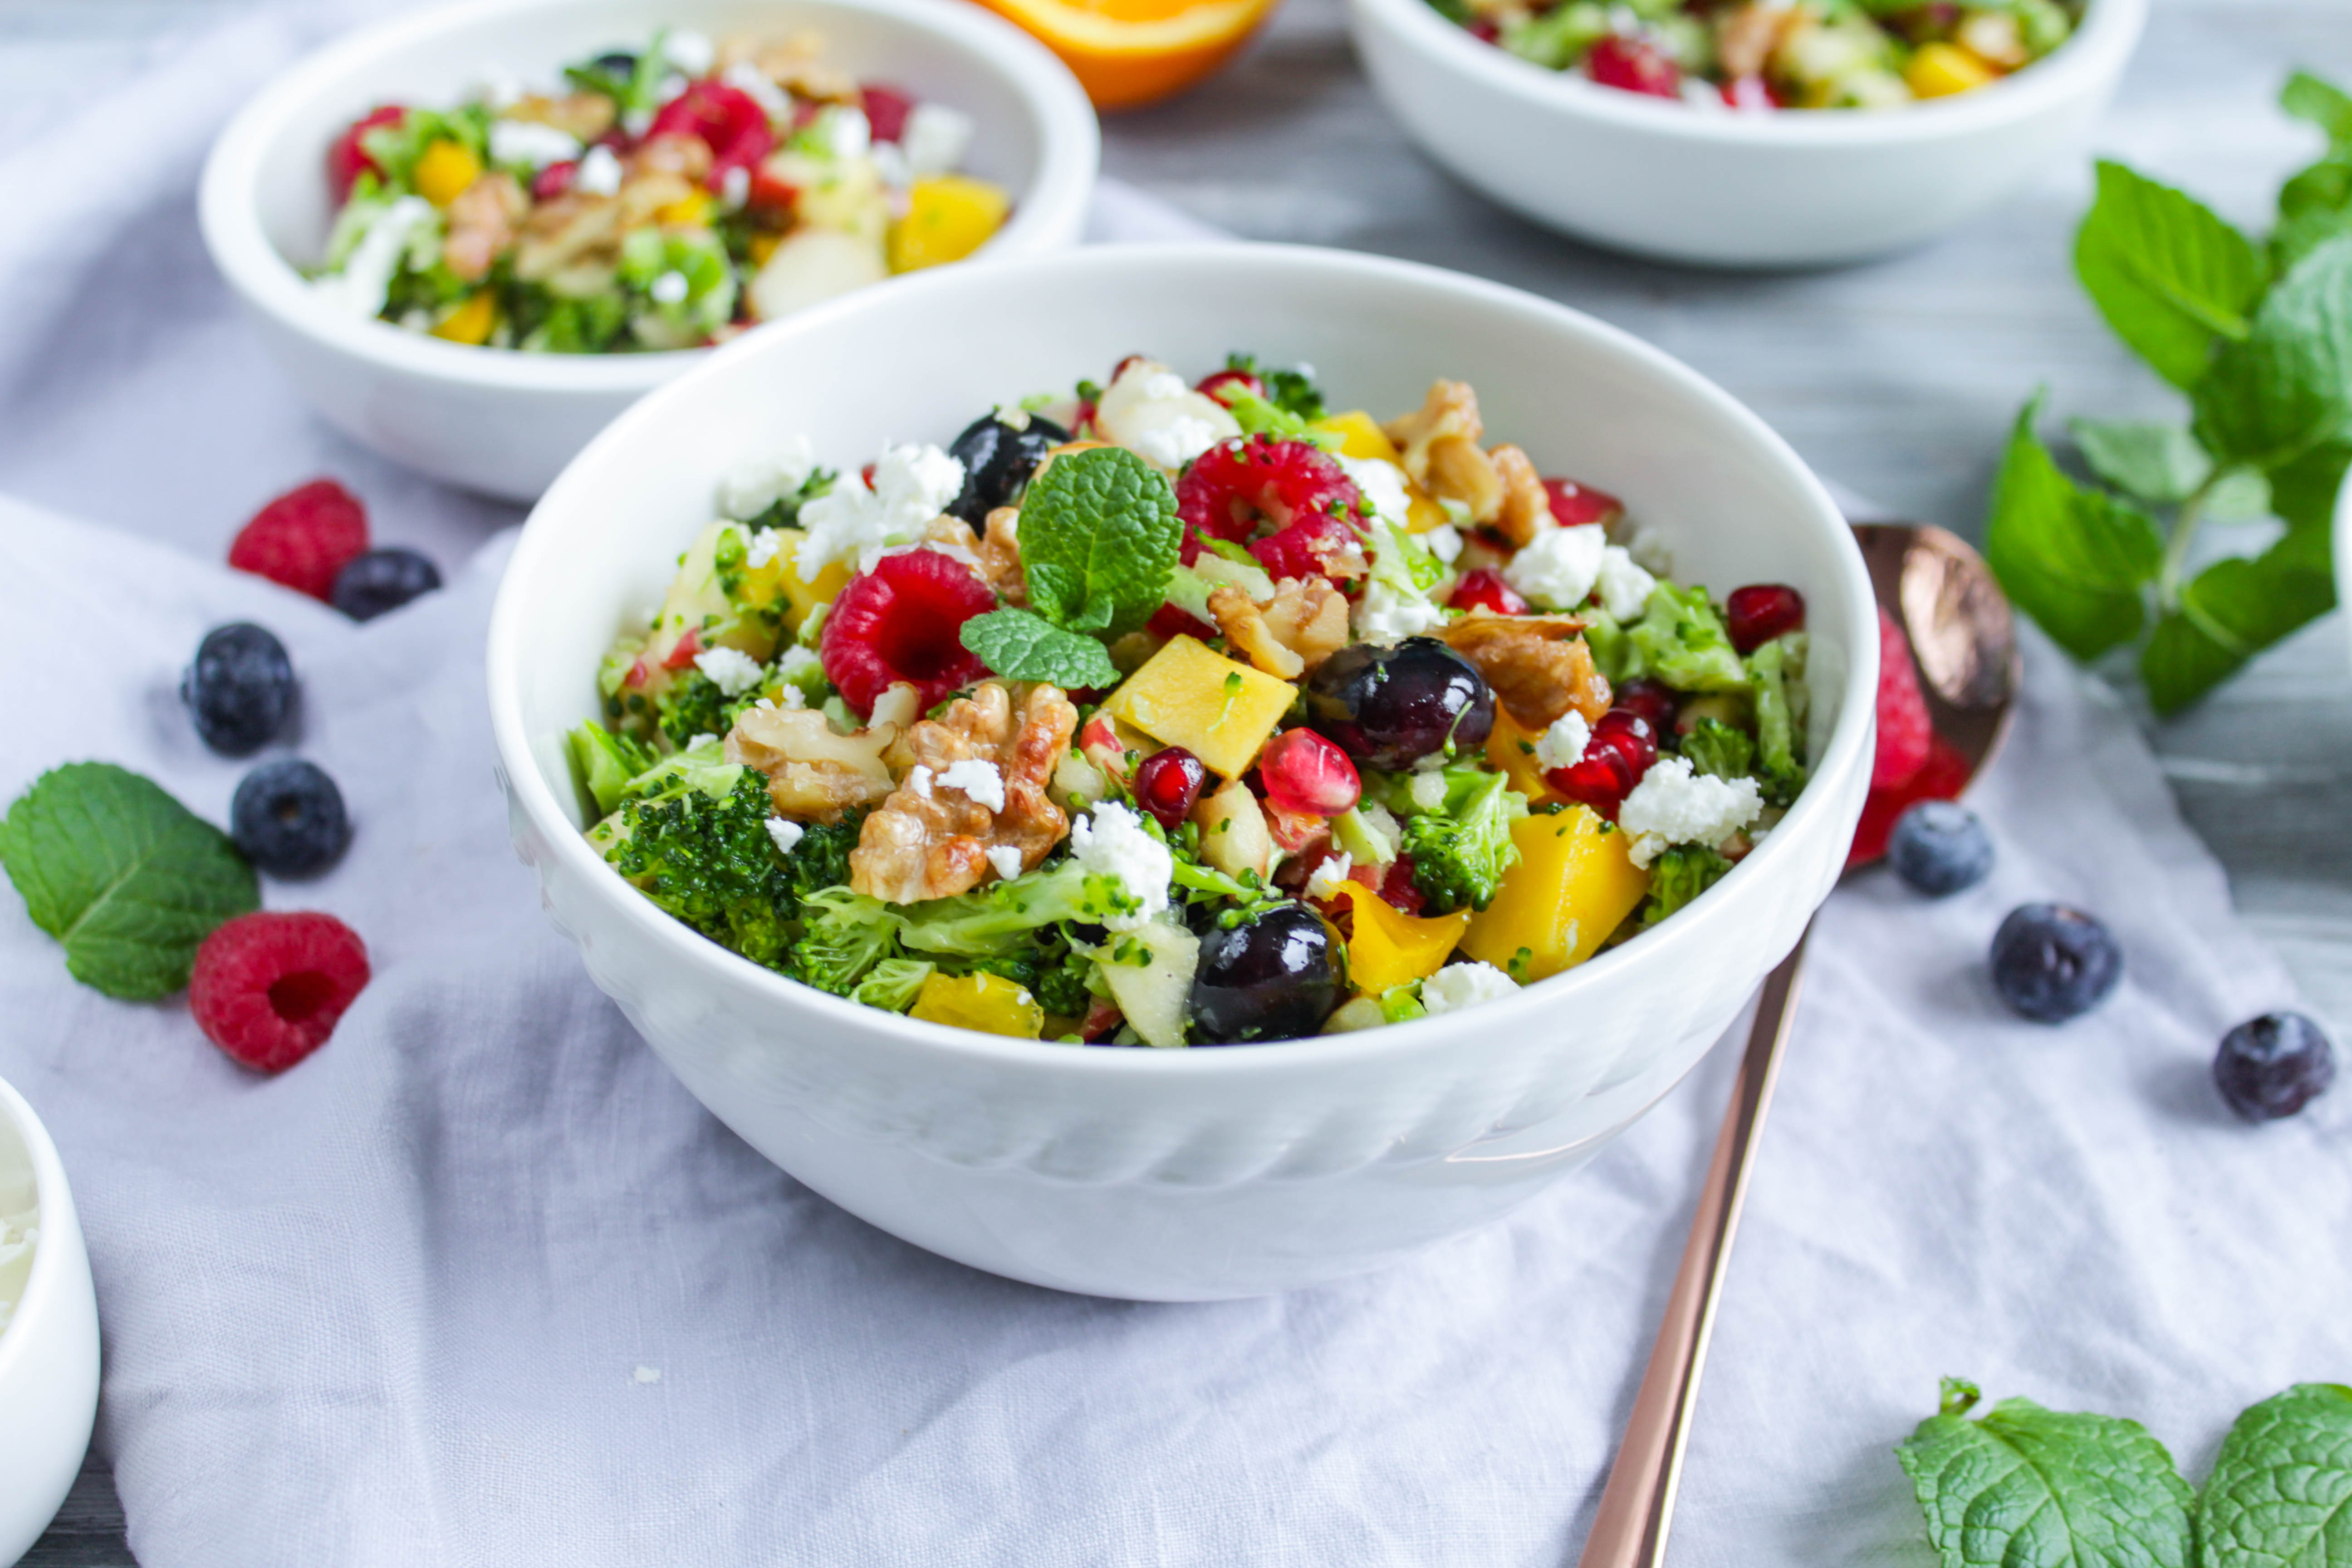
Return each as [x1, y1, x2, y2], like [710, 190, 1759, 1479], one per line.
[0, 1077, 100, 1567]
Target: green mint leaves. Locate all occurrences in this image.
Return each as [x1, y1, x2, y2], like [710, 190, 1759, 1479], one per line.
[0, 762, 260, 1000]
[1986, 396, 2165, 660]
[959, 445, 1181, 688]
[2076, 162, 2267, 390]
[1899, 1381, 2352, 1568]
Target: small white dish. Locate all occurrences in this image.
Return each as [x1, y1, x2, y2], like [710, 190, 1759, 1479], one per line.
[1347, 0, 2145, 268]
[0, 1076, 99, 1568]
[200, 0, 1098, 503]
[487, 241, 1878, 1300]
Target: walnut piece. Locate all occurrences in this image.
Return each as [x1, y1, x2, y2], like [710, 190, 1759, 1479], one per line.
[1385, 380, 1504, 524]
[513, 191, 623, 283]
[443, 172, 527, 283]
[630, 132, 714, 188]
[850, 682, 1079, 904]
[1487, 444, 1553, 549]
[1208, 577, 1349, 680]
[503, 93, 617, 142]
[1440, 614, 1612, 730]
[722, 32, 860, 102]
[916, 511, 1026, 607]
[725, 683, 917, 822]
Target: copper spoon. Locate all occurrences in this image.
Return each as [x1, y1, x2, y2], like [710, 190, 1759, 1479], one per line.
[1575, 524, 2022, 1568]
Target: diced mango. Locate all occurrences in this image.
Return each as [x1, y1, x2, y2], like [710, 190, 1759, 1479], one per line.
[430, 290, 497, 345]
[910, 972, 1044, 1039]
[1486, 708, 1562, 808]
[746, 230, 783, 267]
[1461, 807, 1650, 983]
[414, 138, 481, 206]
[1338, 884, 1471, 995]
[1905, 41, 1996, 98]
[1311, 409, 1450, 532]
[887, 176, 1011, 273]
[1102, 635, 1296, 779]
[655, 188, 715, 228]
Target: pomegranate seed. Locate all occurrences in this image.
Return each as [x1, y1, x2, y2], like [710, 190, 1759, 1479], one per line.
[860, 83, 915, 142]
[532, 160, 578, 201]
[1448, 568, 1528, 617]
[1134, 746, 1207, 831]
[1258, 728, 1361, 818]
[1725, 583, 1806, 653]
[1147, 602, 1216, 642]
[1720, 75, 1781, 110]
[1195, 369, 1265, 407]
[1586, 35, 1682, 98]
[1545, 709, 1657, 819]
[1613, 676, 1679, 735]
[1379, 854, 1426, 915]
[1541, 477, 1626, 529]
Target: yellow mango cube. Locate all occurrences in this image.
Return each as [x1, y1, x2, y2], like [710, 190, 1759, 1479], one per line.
[910, 972, 1044, 1039]
[1905, 41, 1996, 98]
[1462, 807, 1650, 982]
[430, 290, 497, 345]
[414, 138, 481, 207]
[1102, 635, 1296, 779]
[1338, 884, 1470, 995]
[887, 176, 1011, 273]
[1312, 409, 1450, 532]
[655, 189, 715, 229]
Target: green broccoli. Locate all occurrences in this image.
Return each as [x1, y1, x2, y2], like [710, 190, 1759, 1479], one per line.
[1744, 634, 1810, 806]
[568, 721, 658, 816]
[1680, 718, 1756, 783]
[598, 769, 798, 970]
[789, 887, 909, 996]
[783, 814, 863, 906]
[1640, 846, 1734, 927]
[1627, 584, 1750, 692]
[1401, 766, 1529, 914]
[655, 670, 761, 750]
[955, 933, 1099, 1018]
[1223, 353, 1326, 421]
[895, 857, 1151, 957]
[851, 958, 935, 1012]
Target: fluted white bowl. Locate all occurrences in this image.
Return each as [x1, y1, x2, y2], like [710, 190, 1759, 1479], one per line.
[487, 242, 1877, 1300]
[0, 1077, 100, 1566]
[1348, 0, 2144, 267]
[200, 0, 1097, 503]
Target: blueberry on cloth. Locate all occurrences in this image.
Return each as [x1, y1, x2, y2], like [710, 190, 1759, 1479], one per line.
[332, 548, 442, 622]
[1888, 800, 1993, 897]
[230, 759, 351, 877]
[2214, 1012, 2336, 1122]
[1989, 903, 2121, 1023]
[181, 622, 295, 756]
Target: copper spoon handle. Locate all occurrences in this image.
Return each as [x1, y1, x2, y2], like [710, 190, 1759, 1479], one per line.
[1575, 927, 1813, 1568]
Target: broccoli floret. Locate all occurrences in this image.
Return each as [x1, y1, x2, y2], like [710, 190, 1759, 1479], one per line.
[1401, 767, 1529, 914]
[783, 814, 863, 906]
[897, 858, 1150, 957]
[568, 721, 657, 816]
[1640, 846, 1734, 927]
[599, 770, 797, 970]
[656, 670, 761, 750]
[1627, 584, 1749, 692]
[1680, 718, 1755, 783]
[1224, 353, 1325, 420]
[852, 958, 935, 1012]
[1744, 634, 1809, 807]
[790, 887, 909, 996]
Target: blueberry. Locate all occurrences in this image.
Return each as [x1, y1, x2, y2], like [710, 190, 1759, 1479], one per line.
[1989, 903, 2122, 1023]
[590, 49, 639, 78]
[332, 548, 442, 622]
[2214, 1012, 2336, 1122]
[1888, 800, 1993, 897]
[1186, 902, 1342, 1043]
[230, 759, 352, 877]
[181, 622, 296, 756]
[945, 411, 1068, 524]
[1305, 637, 1494, 771]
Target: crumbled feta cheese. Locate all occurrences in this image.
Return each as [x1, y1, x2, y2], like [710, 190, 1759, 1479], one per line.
[905, 764, 935, 799]
[744, 528, 783, 569]
[986, 844, 1025, 882]
[1630, 530, 1675, 578]
[718, 434, 818, 519]
[766, 818, 805, 856]
[622, 107, 654, 139]
[694, 645, 765, 696]
[649, 270, 689, 306]
[1420, 961, 1521, 1015]
[817, 104, 872, 161]
[1093, 359, 1240, 471]
[1618, 757, 1763, 869]
[776, 645, 821, 681]
[720, 61, 791, 122]
[662, 28, 715, 74]
[901, 102, 975, 175]
[720, 164, 750, 209]
[1424, 524, 1464, 565]
[1336, 454, 1412, 529]
[869, 140, 912, 190]
[1534, 710, 1592, 771]
[1595, 545, 1657, 622]
[794, 441, 966, 579]
[1352, 578, 1447, 645]
[488, 118, 580, 169]
[687, 733, 721, 750]
[937, 759, 1005, 812]
[575, 144, 624, 196]
[1409, 770, 1450, 810]
[1067, 802, 1173, 931]
[312, 196, 432, 319]
[1304, 853, 1353, 901]
[1503, 522, 1607, 610]
[1127, 416, 1225, 471]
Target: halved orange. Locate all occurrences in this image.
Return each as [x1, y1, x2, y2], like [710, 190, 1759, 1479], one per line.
[967, 0, 1283, 110]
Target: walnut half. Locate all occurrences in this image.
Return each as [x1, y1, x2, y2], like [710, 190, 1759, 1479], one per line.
[1385, 380, 1504, 525]
[725, 683, 917, 822]
[1440, 613, 1612, 730]
[1207, 576, 1349, 680]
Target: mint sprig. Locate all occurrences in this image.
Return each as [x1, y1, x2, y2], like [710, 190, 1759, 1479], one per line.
[960, 608, 1119, 689]
[1985, 396, 2164, 660]
[2196, 1383, 2352, 1567]
[0, 762, 260, 1000]
[2076, 162, 2268, 391]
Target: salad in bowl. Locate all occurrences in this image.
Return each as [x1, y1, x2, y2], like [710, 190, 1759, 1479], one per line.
[568, 353, 1813, 1045]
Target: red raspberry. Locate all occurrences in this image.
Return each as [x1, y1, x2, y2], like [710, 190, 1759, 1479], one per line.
[648, 82, 774, 185]
[861, 84, 915, 142]
[820, 549, 995, 715]
[1586, 35, 1683, 97]
[1448, 568, 1528, 616]
[327, 105, 403, 204]
[1176, 436, 1363, 582]
[230, 479, 369, 601]
[1872, 603, 1932, 790]
[1542, 476, 1625, 530]
[189, 911, 371, 1073]
[1849, 734, 1969, 867]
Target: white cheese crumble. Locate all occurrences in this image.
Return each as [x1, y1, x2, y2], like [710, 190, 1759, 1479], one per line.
[985, 844, 1025, 882]
[1304, 853, 1353, 902]
[1337, 454, 1413, 530]
[905, 764, 935, 799]
[816, 104, 872, 161]
[575, 143, 624, 196]
[937, 758, 1006, 812]
[766, 818, 805, 856]
[1534, 710, 1592, 771]
[776, 645, 822, 681]
[1618, 757, 1764, 869]
[718, 434, 818, 519]
[720, 61, 791, 122]
[744, 528, 783, 569]
[1093, 359, 1239, 471]
[693, 645, 765, 696]
[1424, 524, 1464, 565]
[649, 270, 689, 306]
[719, 164, 750, 209]
[794, 441, 966, 580]
[869, 140, 912, 190]
[663, 28, 716, 75]
[313, 196, 433, 319]
[1408, 770, 1450, 811]
[1420, 961, 1521, 1015]
[489, 118, 580, 169]
[1503, 522, 1608, 610]
[1068, 801, 1172, 931]
[1129, 416, 1226, 471]
[1352, 578, 1447, 645]
[1595, 544, 1658, 622]
[901, 102, 975, 175]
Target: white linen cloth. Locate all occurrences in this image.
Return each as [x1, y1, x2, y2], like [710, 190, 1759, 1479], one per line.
[1, 8, 2346, 1568]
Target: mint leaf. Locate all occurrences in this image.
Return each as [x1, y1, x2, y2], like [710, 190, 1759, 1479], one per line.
[2193, 236, 2352, 470]
[0, 762, 260, 1000]
[2265, 434, 2352, 529]
[2141, 514, 2336, 712]
[2071, 418, 2216, 505]
[2075, 161, 2268, 388]
[959, 609, 1120, 689]
[1016, 446, 1182, 641]
[2282, 71, 2352, 145]
[2197, 1383, 2352, 1568]
[1896, 1391, 2193, 1568]
[1985, 395, 2165, 659]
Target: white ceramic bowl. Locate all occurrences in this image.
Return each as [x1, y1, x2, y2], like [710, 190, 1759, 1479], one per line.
[1348, 0, 2144, 267]
[0, 1077, 100, 1566]
[200, 0, 1098, 503]
[488, 242, 1877, 1300]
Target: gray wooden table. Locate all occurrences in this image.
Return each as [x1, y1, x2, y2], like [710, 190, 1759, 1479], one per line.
[14, 0, 2351, 1558]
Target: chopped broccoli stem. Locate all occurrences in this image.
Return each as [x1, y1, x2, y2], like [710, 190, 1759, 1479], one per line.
[1401, 766, 1529, 913]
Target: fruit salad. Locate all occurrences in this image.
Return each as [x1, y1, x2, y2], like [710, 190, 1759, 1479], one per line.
[567, 355, 1813, 1044]
[313, 29, 1010, 351]
[1433, 0, 2081, 109]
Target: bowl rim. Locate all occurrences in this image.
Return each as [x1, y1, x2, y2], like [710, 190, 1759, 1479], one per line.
[487, 240, 1879, 1076]
[0, 1076, 79, 1385]
[1348, 0, 2147, 147]
[196, 0, 1100, 395]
